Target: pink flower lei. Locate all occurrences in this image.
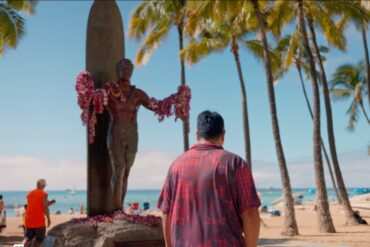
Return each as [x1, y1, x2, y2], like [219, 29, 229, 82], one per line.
[71, 210, 162, 230]
[76, 71, 191, 143]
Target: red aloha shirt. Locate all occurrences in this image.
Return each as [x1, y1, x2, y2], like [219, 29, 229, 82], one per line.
[157, 144, 261, 247]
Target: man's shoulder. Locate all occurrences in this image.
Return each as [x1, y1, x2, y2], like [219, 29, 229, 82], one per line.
[220, 149, 249, 168]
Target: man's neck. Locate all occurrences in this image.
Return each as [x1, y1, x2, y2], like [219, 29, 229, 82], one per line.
[198, 139, 222, 146]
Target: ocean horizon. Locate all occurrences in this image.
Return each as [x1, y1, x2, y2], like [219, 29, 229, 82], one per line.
[1, 187, 368, 217]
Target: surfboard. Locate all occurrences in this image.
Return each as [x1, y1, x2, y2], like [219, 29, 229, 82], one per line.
[86, 0, 124, 216]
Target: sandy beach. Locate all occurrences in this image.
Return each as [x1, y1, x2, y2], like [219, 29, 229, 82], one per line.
[0, 206, 369, 247]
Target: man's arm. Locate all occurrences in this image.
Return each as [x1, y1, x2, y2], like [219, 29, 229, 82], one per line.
[241, 208, 260, 247]
[162, 213, 171, 247]
[43, 195, 51, 227]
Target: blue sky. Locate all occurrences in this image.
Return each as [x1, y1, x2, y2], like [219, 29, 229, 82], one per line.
[0, 1, 369, 190]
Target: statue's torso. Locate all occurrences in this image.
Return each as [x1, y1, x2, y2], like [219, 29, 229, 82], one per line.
[106, 84, 141, 123]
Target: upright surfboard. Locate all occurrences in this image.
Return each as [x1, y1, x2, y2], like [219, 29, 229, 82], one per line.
[86, 0, 124, 216]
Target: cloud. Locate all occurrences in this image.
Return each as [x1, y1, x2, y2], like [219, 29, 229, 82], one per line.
[0, 149, 368, 191]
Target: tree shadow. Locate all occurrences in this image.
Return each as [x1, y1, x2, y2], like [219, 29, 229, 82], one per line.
[0, 235, 24, 246]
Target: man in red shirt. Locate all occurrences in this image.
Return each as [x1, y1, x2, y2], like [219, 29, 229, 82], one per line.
[23, 178, 51, 247]
[158, 111, 261, 247]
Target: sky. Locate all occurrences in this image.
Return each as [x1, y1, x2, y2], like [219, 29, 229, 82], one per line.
[0, 1, 369, 191]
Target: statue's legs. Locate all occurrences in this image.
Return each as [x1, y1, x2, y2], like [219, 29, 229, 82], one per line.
[120, 123, 138, 206]
[107, 121, 137, 210]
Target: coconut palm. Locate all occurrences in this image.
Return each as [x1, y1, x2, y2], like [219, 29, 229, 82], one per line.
[129, 0, 190, 151]
[304, 1, 368, 226]
[251, 0, 299, 236]
[181, 0, 260, 165]
[270, 0, 336, 232]
[274, 36, 341, 204]
[0, 0, 37, 56]
[330, 61, 370, 128]
[271, 0, 367, 229]
[297, 0, 335, 232]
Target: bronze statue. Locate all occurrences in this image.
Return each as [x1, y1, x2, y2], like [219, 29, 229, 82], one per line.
[104, 58, 154, 210]
[76, 58, 191, 211]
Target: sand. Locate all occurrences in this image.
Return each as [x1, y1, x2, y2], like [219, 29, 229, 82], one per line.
[0, 207, 369, 247]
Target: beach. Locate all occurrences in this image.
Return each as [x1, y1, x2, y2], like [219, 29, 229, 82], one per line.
[0, 205, 369, 247]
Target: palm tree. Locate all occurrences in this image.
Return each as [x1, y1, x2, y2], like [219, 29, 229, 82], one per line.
[0, 0, 37, 56]
[274, 36, 341, 204]
[181, 1, 260, 165]
[251, 0, 299, 236]
[297, 0, 336, 232]
[129, 0, 190, 151]
[330, 61, 370, 128]
[336, 1, 370, 107]
[304, 1, 367, 225]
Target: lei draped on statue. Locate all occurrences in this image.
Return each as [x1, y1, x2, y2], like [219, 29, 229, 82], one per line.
[76, 71, 191, 144]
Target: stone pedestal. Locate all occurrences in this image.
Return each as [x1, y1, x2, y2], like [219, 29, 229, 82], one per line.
[46, 220, 163, 247]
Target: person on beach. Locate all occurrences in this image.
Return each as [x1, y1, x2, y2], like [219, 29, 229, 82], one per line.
[158, 111, 261, 247]
[0, 194, 6, 232]
[23, 179, 51, 247]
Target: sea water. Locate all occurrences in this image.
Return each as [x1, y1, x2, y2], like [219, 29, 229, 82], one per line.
[0, 188, 364, 217]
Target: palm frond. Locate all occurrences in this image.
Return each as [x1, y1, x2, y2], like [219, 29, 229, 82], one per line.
[180, 36, 229, 65]
[135, 22, 171, 65]
[268, 0, 295, 38]
[311, 4, 347, 51]
[6, 0, 37, 15]
[284, 27, 299, 68]
[0, 3, 25, 48]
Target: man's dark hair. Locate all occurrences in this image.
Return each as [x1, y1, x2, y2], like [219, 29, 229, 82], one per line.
[197, 111, 224, 139]
[0, 194, 2, 200]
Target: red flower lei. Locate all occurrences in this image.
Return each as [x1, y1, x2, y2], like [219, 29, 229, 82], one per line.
[76, 71, 191, 143]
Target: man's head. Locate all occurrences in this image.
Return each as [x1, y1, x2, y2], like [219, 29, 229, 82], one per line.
[116, 58, 134, 81]
[196, 111, 225, 145]
[36, 178, 47, 190]
[0, 194, 2, 200]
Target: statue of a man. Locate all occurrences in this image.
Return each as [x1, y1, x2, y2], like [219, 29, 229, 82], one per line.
[76, 58, 191, 211]
[104, 58, 153, 210]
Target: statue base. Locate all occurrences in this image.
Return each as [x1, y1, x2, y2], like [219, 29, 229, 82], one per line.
[46, 219, 164, 247]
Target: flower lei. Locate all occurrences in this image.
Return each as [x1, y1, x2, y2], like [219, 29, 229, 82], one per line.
[76, 71, 191, 143]
[71, 210, 162, 230]
[75, 71, 107, 144]
[149, 84, 191, 132]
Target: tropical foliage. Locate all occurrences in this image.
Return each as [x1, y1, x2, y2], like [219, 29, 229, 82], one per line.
[129, 0, 190, 151]
[0, 0, 37, 56]
[330, 61, 370, 129]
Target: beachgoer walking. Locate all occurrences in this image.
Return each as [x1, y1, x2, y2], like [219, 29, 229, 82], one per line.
[23, 179, 51, 247]
[158, 111, 261, 247]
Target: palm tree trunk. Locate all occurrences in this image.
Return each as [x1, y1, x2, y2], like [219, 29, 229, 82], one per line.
[359, 100, 370, 124]
[296, 63, 341, 204]
[307, 15, 358, 225]
[298, 0, 335, 233]
[361, 24, 370, 108]
[252, 0, 298, 236]
[178, 26, 190, 151]
[231, 37, 252, 165]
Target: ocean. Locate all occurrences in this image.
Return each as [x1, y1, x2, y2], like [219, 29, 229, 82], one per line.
[0, 188, 366, 217]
